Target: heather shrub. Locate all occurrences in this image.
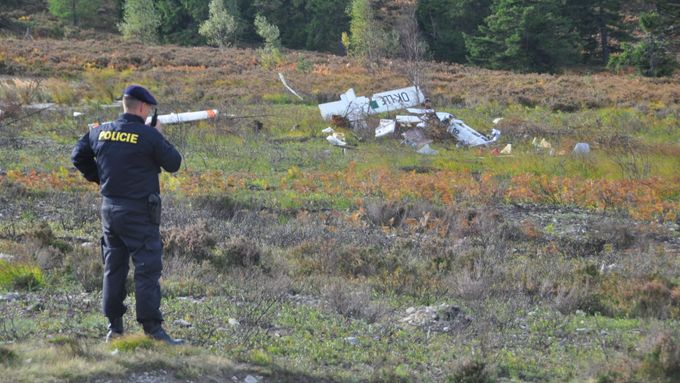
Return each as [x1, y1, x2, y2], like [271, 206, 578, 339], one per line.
[163, 220, 217, 262]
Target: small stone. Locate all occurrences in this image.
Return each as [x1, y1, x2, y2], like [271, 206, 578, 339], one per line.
[28, 303, 44, 312]
[173, 319, 192, 328]
[228, 318, 240, 326]
[244, 375, 259, 383]
[406, 307, 416, 314]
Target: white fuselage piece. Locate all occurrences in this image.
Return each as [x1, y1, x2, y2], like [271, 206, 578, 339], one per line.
[318, 86, 425, 123]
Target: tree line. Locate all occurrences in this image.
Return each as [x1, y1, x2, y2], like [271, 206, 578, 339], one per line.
[45, 0, 679, 76]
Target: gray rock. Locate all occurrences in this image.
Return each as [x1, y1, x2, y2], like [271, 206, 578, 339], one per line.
[173, 319, 192, 328]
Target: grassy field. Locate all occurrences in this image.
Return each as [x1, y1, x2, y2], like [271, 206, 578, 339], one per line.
[0, 38, 679, 382]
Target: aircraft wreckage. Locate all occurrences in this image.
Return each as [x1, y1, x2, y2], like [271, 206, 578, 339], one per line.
[317, 86, 500, 152]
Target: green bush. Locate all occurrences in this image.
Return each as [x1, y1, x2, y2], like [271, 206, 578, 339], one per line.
[0, 260, 45, 291]
[0, 346, 18, 365]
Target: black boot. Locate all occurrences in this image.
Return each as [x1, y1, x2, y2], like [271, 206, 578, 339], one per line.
[143, 322, 184, 346]
[106, 317, 124, 342]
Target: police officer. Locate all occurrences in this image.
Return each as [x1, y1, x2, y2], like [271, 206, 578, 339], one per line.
[71, 85, 183, 345]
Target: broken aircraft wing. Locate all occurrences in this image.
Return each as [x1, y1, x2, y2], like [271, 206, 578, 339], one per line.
[319, 86, 425, 123]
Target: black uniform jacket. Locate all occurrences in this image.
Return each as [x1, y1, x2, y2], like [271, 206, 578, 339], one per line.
[71, 113, 182, 200]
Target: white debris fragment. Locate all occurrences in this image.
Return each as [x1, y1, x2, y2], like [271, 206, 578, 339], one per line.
[146, 109, 219, 125]
[500, 144, 512, 154]
[278, 72, 304, 101]
[228, 318, 240, 326]
[396, 115, 424, 125]
[375, 119, 396, 138]
[493, 117, 504, 125]
[322, 127, 335, 134]
[572, 143, 591, 155]
[417, 144, 438, 155]
[327, 133, 347, 147]
[446, 115, 501, 147]
[318, 86, 425, 126]
[402, 129, 432, 148]
[24, 103, 55, 110]
[73, 112, 84, 117]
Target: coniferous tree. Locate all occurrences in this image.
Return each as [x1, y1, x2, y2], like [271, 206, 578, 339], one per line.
[155, 0, 209, 45]
[608, 11, 678, 77]
[199, 0, 241, 47]
[564, 0, 627, 64]
[253, 0, 308, 49]
[47, 0, 101, 27]
[416, 0, 491, 63]
[119, 0, 161, 43]
[348, 0, 390, 60]
[304, 0, 350, 53]
[465, 0, 580, 73]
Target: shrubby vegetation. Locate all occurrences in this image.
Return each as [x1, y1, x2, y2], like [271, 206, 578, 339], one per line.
[6, 0, 672, 75]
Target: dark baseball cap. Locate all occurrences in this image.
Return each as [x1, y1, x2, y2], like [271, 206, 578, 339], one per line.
[122, 85, 158, 105]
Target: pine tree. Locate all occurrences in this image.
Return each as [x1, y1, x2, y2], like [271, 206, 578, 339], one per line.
[254, 14, 282, 68]
[119, 0, 161, 43]
[608, 11, 678, 77]
[564, 0, 627, 64]
[155, 0, 208, 45]
[199, 0, 241, 47]
[303, 0, 350, 53]
[47, 0, 101, 27]
[465, 0, 580, 73]
[348, 0, 389, 60]
[416, 0, 491, 63]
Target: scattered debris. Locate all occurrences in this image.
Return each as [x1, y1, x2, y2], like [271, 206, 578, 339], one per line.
[572, 143, 591, 155]
[327, 132, 347, 147]
[319, 86, 425, 127]
[322, 127, 335, 134]
[72, 112, 83, 117]
[532, 137, 552, 149]
[501, 144, 512, 154]
[228, 318, 240, 327]
[319, 85, 501, 152]
[402, 129, 432, 149]
[417, 144, 438, 155]
[278, 72, 304, 101]
[493, 117, 504, 125]
[375, 119, 396, 138]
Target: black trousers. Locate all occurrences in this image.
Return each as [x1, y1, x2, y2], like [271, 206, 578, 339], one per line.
[100, 196, 163, 325]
